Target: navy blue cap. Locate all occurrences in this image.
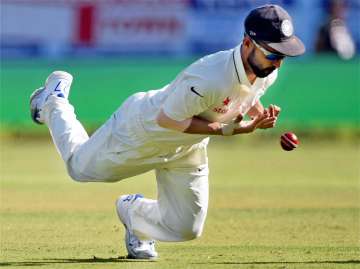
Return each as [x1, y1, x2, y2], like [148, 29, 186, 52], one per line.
[244, 4, 305, 56]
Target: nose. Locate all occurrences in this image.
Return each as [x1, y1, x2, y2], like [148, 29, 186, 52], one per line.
[272, 59, 283, 68]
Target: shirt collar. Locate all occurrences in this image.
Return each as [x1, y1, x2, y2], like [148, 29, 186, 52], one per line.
[233, 45, 251, 87]
[233, 44, 269, 90]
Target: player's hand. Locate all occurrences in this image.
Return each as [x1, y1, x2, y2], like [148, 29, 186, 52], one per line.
[245, 106, 280, 132]
[258, 104, 281, 129]
[266, 104, 281, 118]
[233, 112, 269, 134]
[234, 114, 243, 123]
[232, 104, 281, 134]
[251, 111, 275, 130]
[256, 104, 281, 130]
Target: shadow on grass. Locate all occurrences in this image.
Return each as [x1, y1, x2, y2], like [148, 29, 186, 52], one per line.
[1, 258, 359, 267]
[194, 260, 360, 265]
[0, 256, 156, 267]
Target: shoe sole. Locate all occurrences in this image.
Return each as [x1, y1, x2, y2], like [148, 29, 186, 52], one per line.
[30, 87, 46, 124]
[29, 71, 73, 125]
[116, 198, 138, 258]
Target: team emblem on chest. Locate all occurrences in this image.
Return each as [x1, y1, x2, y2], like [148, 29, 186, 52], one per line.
[223, 97, 231, 106]
[213, 97, 231, 114]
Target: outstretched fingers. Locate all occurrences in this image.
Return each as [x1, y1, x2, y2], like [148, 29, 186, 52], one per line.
[267, 104, 281, 117]
[273, 105, 281, 117]
[256, 116, 277, 129]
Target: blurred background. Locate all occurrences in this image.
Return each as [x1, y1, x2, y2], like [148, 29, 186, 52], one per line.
[0, 0, 359, 134]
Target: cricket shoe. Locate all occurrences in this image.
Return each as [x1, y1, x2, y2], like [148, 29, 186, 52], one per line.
[116, 194, 158, 260]
[30, 71, 73, 124]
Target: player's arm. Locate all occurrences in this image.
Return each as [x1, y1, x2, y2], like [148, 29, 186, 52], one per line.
[157, 74, 279, 135]
[156, 109, 277, 136]
[156, 109, 222, 135]
[247, 101, 265, 119]
[248, 102, 281, 118]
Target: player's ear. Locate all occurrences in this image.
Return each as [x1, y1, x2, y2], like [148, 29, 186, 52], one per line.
[243, 35, 252, 48]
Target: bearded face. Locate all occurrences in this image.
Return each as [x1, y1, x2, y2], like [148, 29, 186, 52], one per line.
[247, 47, 276, 78]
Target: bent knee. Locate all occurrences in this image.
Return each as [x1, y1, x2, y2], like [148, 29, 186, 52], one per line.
[66, 164, 93, 182]
[67, 170, 88, 182]
[167, 215, 206, 241]
[67, 166, 121, 183]
[179, 225, 204, 240]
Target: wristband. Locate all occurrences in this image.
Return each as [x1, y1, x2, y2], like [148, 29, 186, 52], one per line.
[221, 122, 237, 136]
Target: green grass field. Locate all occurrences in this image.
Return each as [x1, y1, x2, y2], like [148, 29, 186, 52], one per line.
[1, 135, 359, 269]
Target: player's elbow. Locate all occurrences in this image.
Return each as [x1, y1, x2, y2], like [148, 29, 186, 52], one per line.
[156, 109, 191, 132]
[156, 110, 169, 129]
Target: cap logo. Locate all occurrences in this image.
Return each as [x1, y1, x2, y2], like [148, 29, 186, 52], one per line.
[281, 19, 293, 37]
[249, 30, 256, 36]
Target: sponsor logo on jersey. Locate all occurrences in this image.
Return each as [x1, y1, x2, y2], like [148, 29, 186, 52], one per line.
[190, 86, 204, 97]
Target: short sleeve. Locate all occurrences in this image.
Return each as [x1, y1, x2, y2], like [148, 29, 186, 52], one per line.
[162, 75, 217, 121]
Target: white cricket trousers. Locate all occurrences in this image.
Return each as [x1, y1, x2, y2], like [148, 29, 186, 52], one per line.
[41, 95, 209, 242]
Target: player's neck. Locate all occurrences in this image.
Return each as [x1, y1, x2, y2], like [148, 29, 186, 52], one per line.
[240, 45, 257, 85]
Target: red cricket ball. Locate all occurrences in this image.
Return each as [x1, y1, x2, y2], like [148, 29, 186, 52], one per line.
[280, 132, 299, 151]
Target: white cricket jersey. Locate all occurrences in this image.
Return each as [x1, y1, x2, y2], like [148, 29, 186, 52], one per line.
[129, 45, 278, 148]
